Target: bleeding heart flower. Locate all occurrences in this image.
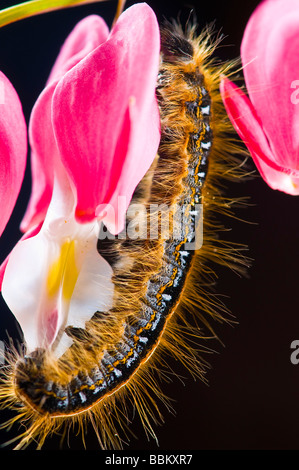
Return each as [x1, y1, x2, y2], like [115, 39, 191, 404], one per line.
[1, 3, 161, 357]
[0, 72, 27, 238]
[220, 0, 299, 195]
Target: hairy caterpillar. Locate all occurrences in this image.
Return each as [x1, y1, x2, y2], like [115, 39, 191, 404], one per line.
[0, 14, 247, 450]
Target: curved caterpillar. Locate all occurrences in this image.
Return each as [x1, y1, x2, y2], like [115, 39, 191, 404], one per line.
[0, 21, 246, 449]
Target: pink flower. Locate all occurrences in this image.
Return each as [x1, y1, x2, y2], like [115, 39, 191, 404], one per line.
[220, 0, 299, 195]
[0, 72, 27, 238]
[0, 3, 161, 356]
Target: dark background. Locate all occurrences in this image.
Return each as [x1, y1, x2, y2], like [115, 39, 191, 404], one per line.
[0, 0, 299, 451]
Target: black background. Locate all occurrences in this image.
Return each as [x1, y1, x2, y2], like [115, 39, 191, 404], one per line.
[0, 0, 299, 451]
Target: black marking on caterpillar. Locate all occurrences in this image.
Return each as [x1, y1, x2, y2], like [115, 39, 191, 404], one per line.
[14, 28, 213, 416]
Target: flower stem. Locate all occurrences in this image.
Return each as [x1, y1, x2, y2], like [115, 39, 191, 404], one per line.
[112, 0, 126, 26]
[0, 0, 107, 29]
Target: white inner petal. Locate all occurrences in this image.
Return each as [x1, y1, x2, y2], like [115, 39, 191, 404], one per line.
[2, 175, 114, 357]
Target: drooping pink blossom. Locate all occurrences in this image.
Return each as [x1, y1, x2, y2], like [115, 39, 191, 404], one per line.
[23, 3, 161, 234]
[1, 3, 161, 356]
[220, 0, 299, 194]
[0, 72, 27, 238]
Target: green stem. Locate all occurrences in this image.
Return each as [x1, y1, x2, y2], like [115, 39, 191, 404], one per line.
[0, 0, 107, 28]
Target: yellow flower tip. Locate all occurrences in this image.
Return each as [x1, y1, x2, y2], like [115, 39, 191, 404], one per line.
[47, 239, 79, 301]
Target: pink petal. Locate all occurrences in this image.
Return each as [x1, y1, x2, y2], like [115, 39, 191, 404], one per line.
[241, 0, 299, 168]
[0, 72, 27, 237]
[220, 76, 299, 194]
[21, 16, 109, 233]
[47, 15, 109, 84]
[52, 3, 161, 234]
[21, 84, 59, 232]
[98, 95, 160, 234]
